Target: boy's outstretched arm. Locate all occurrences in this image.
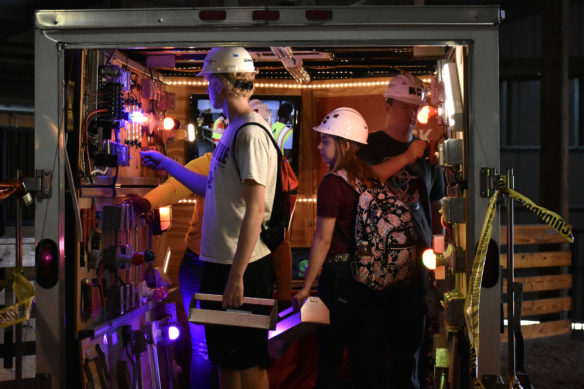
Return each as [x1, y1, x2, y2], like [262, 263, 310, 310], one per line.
[140, 150, 208, 197]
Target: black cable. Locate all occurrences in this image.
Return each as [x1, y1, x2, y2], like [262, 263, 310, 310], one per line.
[111, 166, 119, 198]
[124, 344, 136, 389]
[113, 272, 124, 288]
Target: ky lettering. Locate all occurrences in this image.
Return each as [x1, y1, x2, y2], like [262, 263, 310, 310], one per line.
[414, 128, 432, 141]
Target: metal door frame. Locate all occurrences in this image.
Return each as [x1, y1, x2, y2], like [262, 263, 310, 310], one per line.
[35, 6, 501, 387]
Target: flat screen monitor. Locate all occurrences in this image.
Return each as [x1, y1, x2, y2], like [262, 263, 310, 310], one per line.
[189, 94, 301, 174]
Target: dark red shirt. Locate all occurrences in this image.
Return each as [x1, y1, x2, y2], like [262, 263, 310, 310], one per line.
[316, 174, 358, 255]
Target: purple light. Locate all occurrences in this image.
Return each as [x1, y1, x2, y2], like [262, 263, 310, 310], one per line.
[167, 325, 180, 341]
[268, 312, 301, 339]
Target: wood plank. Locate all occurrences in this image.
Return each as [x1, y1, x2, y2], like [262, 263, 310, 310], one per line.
[500, 320, 571, 342]
[290, 202, 316, 248]
[189, 308, 276, 329]
[501, 224, 570, 245]
[0, 237, 36, 267]
[164, 141, 186, 165]
[288, 88, 319, 248]
[291, 280, 303, 289]
[0, 112, 34, 128]
[502, 274, 572, 293]
[503, 297, 571, 318]
[160, 203, 191, 288]
[291, 279, 318, 290]
[500, 251, 572, 268]
[194, 293, 276, 307]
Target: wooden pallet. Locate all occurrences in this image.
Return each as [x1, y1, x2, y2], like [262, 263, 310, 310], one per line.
[500, 224, 572, 341]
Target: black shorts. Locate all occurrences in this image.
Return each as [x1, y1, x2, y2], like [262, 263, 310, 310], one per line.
[200, 254, 275, 369]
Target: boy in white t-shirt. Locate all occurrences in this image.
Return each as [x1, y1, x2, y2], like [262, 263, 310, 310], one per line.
[141, 47, 277, 389]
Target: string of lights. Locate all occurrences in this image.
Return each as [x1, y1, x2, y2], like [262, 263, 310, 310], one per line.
[177, 199, 197, 204]
[166, 78, 433, 89]
[296, 197, 317, 203]
[177, 197, 319, 204]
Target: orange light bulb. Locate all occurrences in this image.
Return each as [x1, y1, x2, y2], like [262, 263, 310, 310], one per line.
[422, 249, 437, 270]
[163, 117, 175, 131]
[417, 105, 438, 124]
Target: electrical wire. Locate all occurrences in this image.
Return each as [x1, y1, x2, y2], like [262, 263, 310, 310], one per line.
[83, 108, 108, 183]
[114, 271, 125, 288]
[124, 344, 136, 389]
[91, 167, 108, 176]
[111, 166, 119, 198]
[88, 133, 100, 146]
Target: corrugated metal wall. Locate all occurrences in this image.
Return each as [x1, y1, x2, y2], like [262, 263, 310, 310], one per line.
[499, 2, 584, 324]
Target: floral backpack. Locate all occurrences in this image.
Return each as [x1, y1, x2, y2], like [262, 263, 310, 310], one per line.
[331, 170, 418, 290]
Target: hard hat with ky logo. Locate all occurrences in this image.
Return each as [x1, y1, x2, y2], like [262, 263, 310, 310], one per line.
[383, 73, 425, 106]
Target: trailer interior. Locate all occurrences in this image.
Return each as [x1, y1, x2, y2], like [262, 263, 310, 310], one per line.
[60, 42, 467, 389]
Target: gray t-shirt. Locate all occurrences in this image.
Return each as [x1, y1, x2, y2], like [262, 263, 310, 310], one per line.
[200, 111, 277, 265]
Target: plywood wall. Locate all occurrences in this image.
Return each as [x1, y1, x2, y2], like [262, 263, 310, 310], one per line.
[165, 79, 388, 249]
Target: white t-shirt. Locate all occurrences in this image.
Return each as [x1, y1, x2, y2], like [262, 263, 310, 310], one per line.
[200, 111, 278, 265]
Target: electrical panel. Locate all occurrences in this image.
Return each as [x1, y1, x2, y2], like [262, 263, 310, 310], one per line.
[70, 49, 181, 388]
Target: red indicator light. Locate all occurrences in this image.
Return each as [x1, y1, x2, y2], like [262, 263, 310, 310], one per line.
[40, 250, 53, 266]
[305, 10, 333, 20]
[199, 10, 227, 21]
[252, 10, 280, 21]
[36, 239, 59, 289]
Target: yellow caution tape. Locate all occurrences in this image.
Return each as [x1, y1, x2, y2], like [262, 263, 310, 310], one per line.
[505, 187, 574, 243]
[464, 190, 500, 379]
[0, 296, 35, 329]
[474, 378, 487, 389]
[464, 182, 573, 381]
[13, 270, 35, 300]
[0, 272, 35, 329]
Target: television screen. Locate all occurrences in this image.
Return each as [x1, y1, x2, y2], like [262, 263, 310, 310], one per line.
[189, 94, 301, 173]
[292, 248, 310, 280]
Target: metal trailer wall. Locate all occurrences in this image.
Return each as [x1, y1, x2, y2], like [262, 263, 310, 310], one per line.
[34, 6, 501, 388]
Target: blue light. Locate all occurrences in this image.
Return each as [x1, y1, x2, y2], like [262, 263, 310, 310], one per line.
[129, 111, 146, 124]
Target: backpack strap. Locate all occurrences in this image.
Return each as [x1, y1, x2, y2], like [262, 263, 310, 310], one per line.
[328, 169, 367, 194]
[231, 121, 282, 180]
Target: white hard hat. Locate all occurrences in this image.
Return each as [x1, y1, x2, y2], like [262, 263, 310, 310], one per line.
[383, 73, 425, 106]
[197, 47, 255, 76]
[313, 107, 368, 144]
[249, 99, 273, 126]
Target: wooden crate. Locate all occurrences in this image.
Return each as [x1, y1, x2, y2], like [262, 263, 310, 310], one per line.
[500, 224, 572, 341]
